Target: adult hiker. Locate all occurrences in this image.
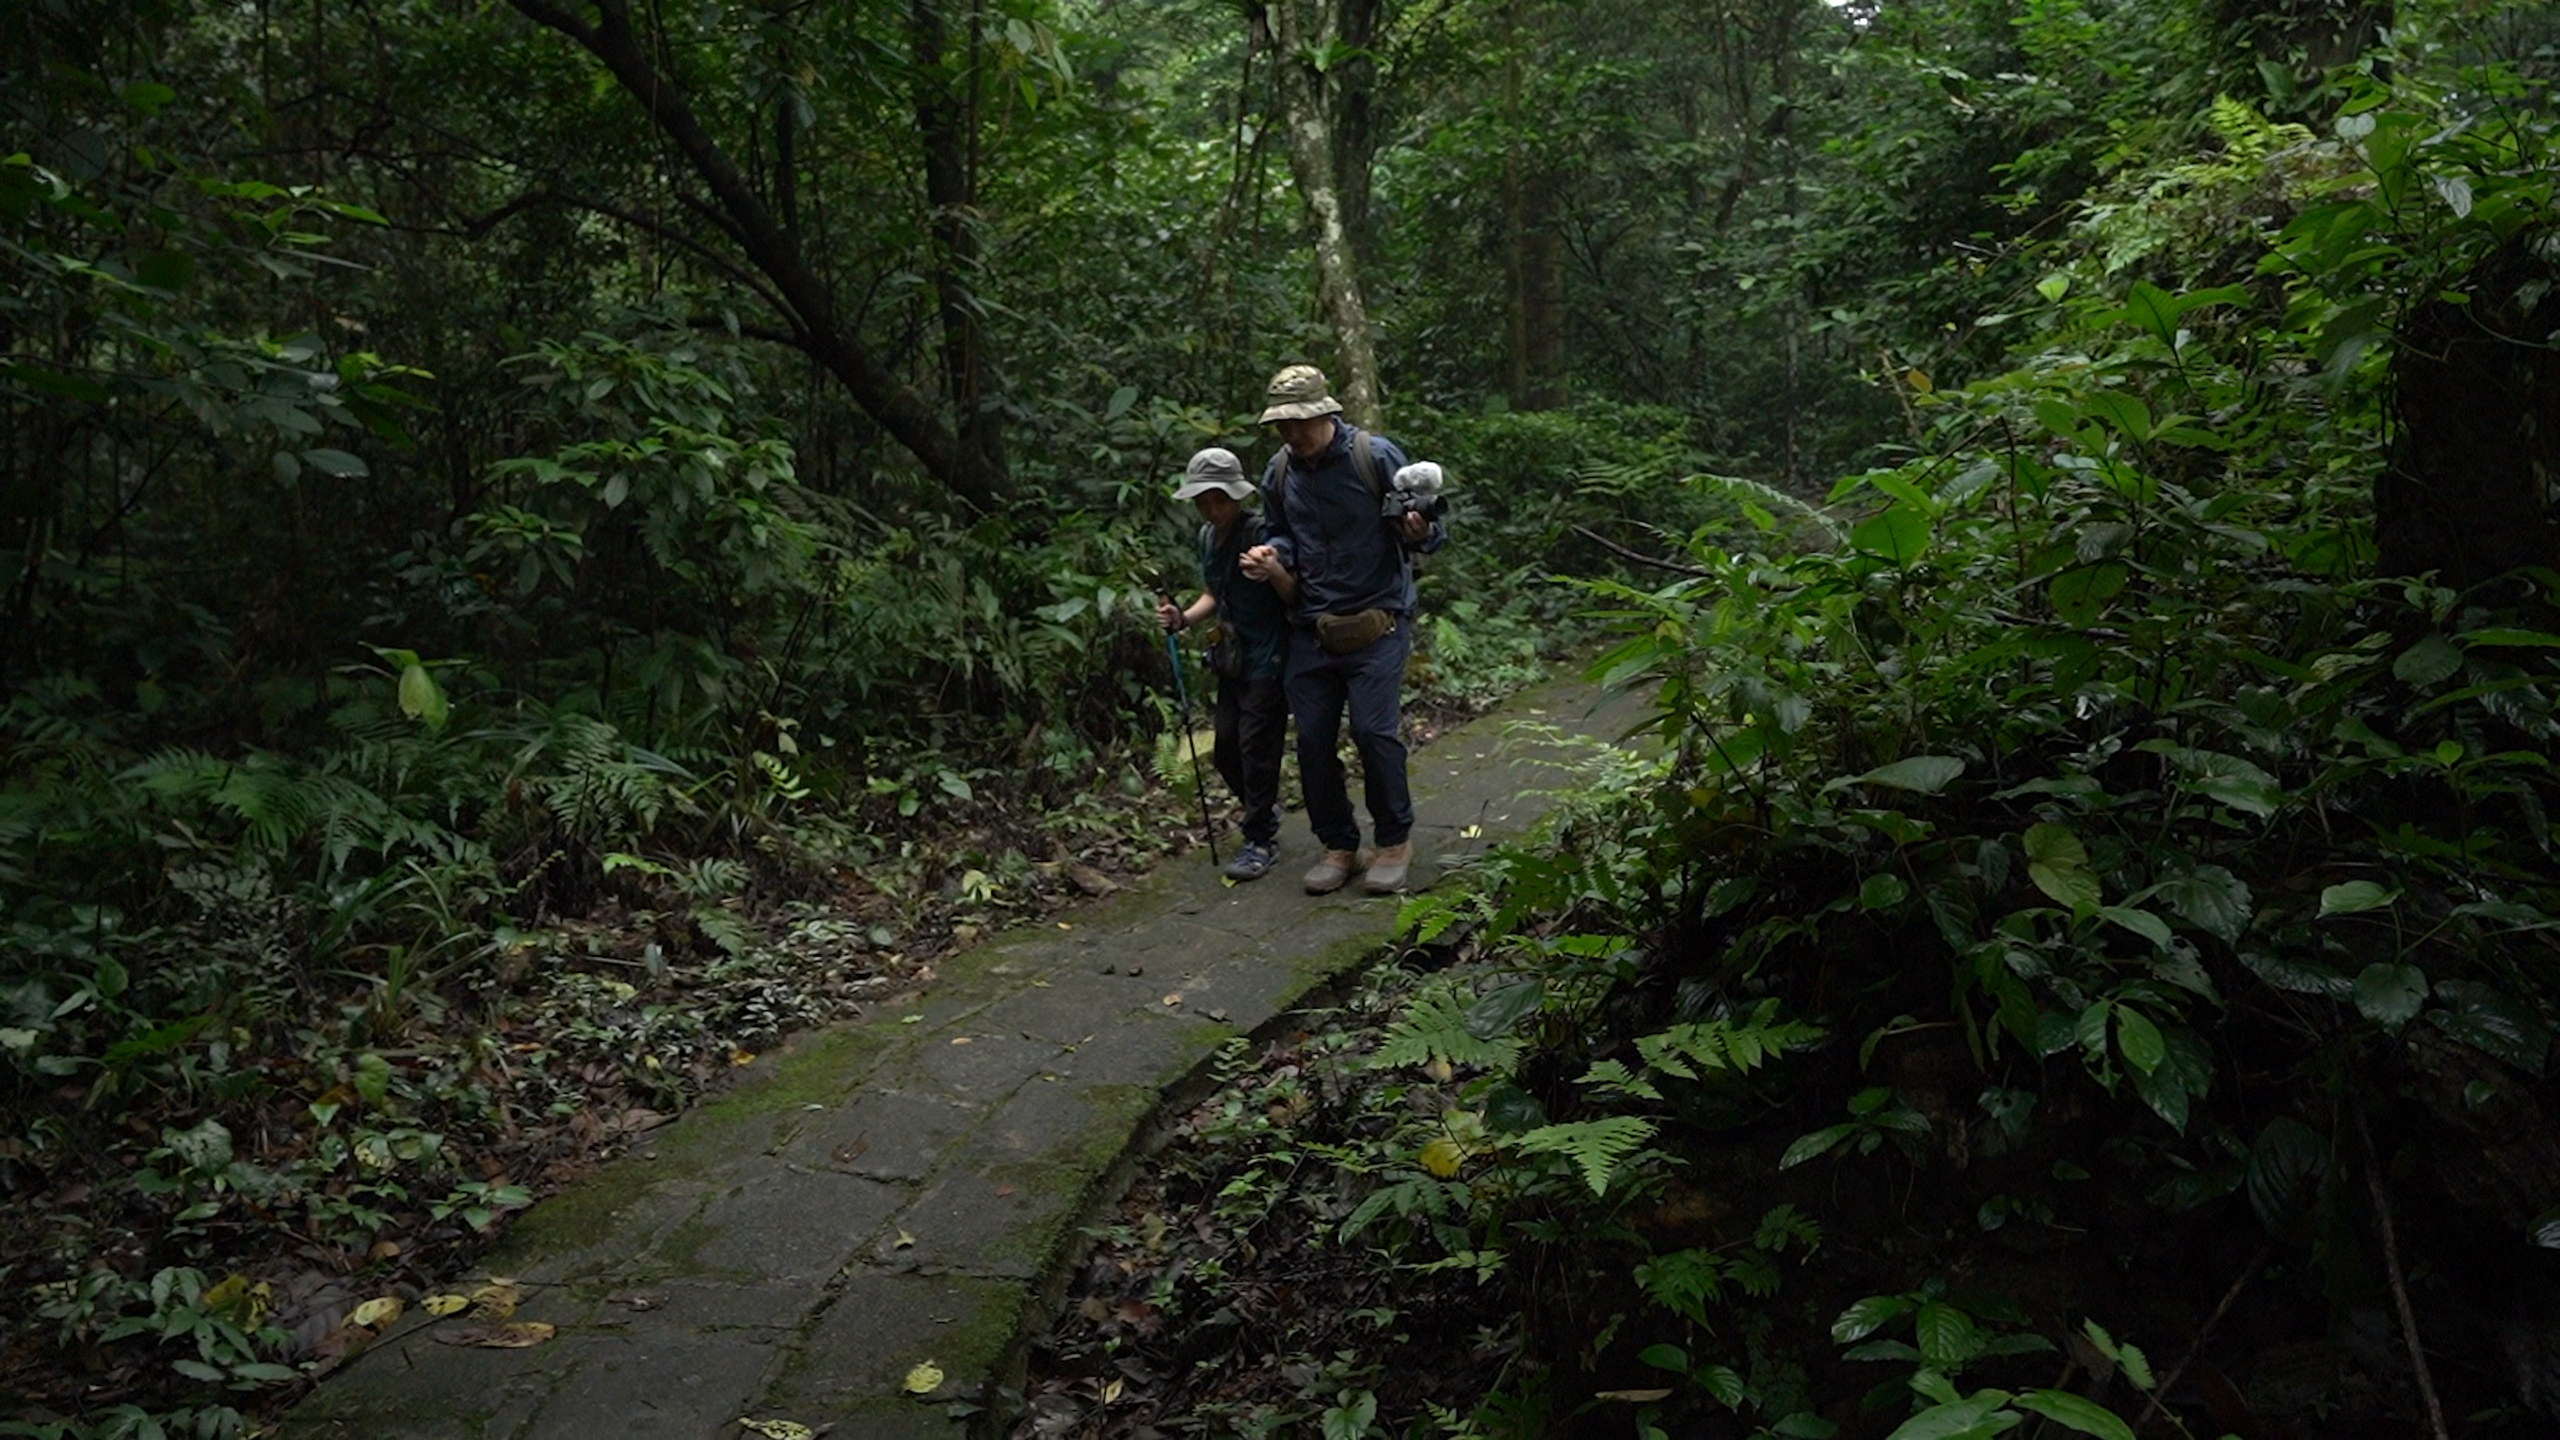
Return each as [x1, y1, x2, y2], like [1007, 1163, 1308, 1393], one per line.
[1158, 446, 1296, 881]
[1240, 365, 1445, 895]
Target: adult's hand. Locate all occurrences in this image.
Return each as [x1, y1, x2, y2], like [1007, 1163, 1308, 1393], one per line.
[1156, 598, 1183, 631]
[1395, 511, 1432, 543]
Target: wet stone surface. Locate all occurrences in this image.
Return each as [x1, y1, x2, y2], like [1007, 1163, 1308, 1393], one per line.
[280, 672, 1640, 1439]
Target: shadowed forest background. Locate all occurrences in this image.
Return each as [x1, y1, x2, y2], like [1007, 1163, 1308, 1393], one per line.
[7, 0, 2560, 1436]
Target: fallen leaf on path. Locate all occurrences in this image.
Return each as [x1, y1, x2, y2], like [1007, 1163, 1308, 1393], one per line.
[949, 1035, 973, 1045]
[1102, 1376, 1124, 1403]
[349, 1296, 403, 1328]
[902, 1361, 945, 1394]
[433, 1321, 555, 1348]
[737, 1419, 814, 1440]
[1161, 993, 1181, 1007]
[1206, 1008, 1229, 1022]
[422, 1294, 470, 1316]
[1460, 824, 1483, 838]
[894, 1229, 916, 1249]
[831, 1139, 870, 1165]
[1067, 863, 1116, 896]
[994, 1183, 1016, 1197]
[617, 1107, 673, 1134]
[609, 1292, 664, 1312]
[900, 1014, 924, 1025]
[468, 1279, 522, 1318]
[729, 1049, 755, 1066]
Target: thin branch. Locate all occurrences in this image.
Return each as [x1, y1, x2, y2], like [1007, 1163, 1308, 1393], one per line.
[2135, 1246, 2265, 1434]
[1571, 524, 1710, 578]
[2359, 1109, 2450, 1440]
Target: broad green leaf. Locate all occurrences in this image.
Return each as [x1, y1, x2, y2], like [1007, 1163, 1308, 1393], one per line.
[2145, 865, 2252, 942]
[2246, 1117, 2327, 1231]
[2049, 563, 2127, 626]
[2030, 859, 2101, 915]
[2080, 391, 2151, 442]
[2115, 1008, 2166, 1075]
[398, 662, 448, 728]
[2240, 950, 2352, 998]
[2098, 906, 2172, 951]
[1883, 1394, 2015, 1440]
[1852, 505, 1932, 564]
[303, 447, 369, 477]
[1857, 756, 1967, 794]
[1832, 1294, 1913, 1345]
[2459, 628, 2560, 649]
[1861, 873, 1910, 910]
[2352, 962, 2427, 1030]
[2319, 881, 2398, 916]
[2015, 1391, 2135, 1440]
[1700, 1364, 1747, 1408]
[2425, 981, 2551, 1076]
[2391, 635, 2462, 687]
[1782, 1123, 1858, 1170]
[2022, 823, 2088, 869]
[2036, 275, 2071, 303]
[1464, 979, 1544, 1041]
[1914, 1302, 1978, 1367]
[1638, 1343, 1687, 1372]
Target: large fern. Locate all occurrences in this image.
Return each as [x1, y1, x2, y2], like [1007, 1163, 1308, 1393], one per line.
[1373, 981, 1525, 1073]
[1513, 1115, 1659, 1196]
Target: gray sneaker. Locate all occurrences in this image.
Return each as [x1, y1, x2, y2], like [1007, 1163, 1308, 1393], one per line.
[1223, 840, 1280, 881]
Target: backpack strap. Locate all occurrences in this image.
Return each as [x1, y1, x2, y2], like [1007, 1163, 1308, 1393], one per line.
[1345, 425, 1385, 503]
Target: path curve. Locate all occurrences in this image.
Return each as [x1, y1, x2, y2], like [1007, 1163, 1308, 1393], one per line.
[283, 669, 1645, 1439]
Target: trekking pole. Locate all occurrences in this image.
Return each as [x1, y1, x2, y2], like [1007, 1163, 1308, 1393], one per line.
[1160, 620, 1222, 868]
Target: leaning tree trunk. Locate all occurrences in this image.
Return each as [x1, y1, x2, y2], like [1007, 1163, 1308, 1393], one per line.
[2377, 226, 2560, 590]
[909, 0, 1003, 475]
[1267, 0, 1382, 429]
[507, 0, 1008, 511]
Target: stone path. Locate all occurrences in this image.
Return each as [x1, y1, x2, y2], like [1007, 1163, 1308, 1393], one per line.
[282, 670, 1643, 1439]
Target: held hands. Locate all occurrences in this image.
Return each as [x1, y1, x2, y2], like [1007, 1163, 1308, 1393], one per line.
[1238, 544, 1287, 583]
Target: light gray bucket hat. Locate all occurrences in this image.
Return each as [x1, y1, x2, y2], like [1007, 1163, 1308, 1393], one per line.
[1172, 446, 1255, 501]
[1257, 364, 1343, 423]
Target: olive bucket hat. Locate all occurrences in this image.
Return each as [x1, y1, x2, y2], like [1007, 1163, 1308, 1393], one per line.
[1257, 364, 1343, 423]
[1172, 446, 1255, 501]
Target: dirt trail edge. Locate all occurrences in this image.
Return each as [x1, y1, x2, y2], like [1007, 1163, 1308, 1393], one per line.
[282, 669, 1648, 1440]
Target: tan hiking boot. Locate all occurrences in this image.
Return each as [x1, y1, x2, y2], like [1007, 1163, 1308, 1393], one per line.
[1362, 842, 1413, 894]
[1303, 849, 1362, 894]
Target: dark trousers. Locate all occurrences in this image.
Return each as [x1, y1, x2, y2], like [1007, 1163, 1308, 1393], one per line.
[1284, 620, 1414, 853]
[1213, 673, 1287, 846]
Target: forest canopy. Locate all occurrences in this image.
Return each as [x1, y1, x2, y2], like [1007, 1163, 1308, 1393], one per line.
[7, 0, 2560, 1435]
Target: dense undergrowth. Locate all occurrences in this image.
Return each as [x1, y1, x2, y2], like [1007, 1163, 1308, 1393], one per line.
[1019, 40, 2560, 1440]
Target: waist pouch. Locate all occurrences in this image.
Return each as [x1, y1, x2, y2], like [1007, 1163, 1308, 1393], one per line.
[1315, 608, 1395, 654]
[1205, 623, 1245, 679]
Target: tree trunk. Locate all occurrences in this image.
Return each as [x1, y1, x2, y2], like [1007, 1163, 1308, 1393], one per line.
[1269, 0, 1382, 429]
[506, 0, 1007, 511]
[908, 0, 1003, 474]
[1500, 1, 1567, 412]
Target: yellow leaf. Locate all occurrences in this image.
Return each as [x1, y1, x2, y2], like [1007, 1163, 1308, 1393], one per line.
[738, 1420, 815, 1440]
[949, 1035, 973, 1045]
[902, 1361, 945, 1395]
[894, 1229, 916, 1249]
[900, 1013, 924, 1025]
[1905, 368, 1933, 394]
[1419, 1137, 1467, 1179]
[468, 1278, 521, 1319]
[729, 1049, 755, 1066]
[1162, 993, 1182, 1007]
[422, 1293, 469, 1316]
[1423, 1058, 1455, 1084]
[1102, 1376, 1124, 1404]
[1459, 824, 1483, 839]
[350, 1296, 403, 1329]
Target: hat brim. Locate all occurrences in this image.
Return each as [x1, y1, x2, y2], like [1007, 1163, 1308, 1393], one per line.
[1172, 477, 1257, 501]
[1257, 396, 1343, 424]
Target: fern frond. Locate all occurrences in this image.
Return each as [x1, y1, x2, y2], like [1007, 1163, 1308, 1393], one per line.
[1682, 472, 1842, 542]
[1515, 1115, 1658, 1196]
[1373, 983, 1524, 1073]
